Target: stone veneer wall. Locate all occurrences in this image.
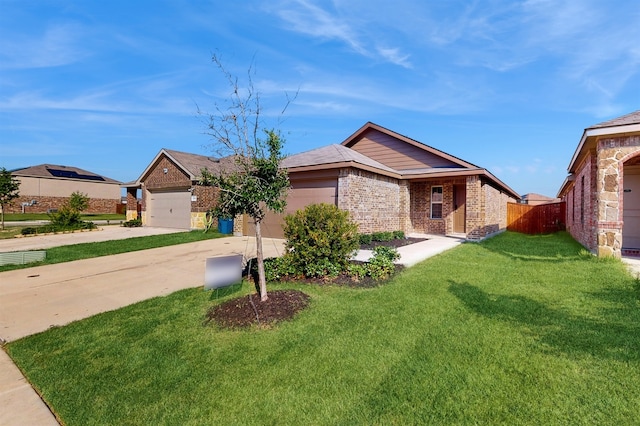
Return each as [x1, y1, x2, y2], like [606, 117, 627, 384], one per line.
[337, 168, 405, 234]
[595, 135, 640, 257]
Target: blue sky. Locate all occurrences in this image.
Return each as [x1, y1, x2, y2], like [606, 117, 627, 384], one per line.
[1, 0, 639, 198]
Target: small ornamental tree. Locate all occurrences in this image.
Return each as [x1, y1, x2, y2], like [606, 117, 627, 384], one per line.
[69, 191, 89, 213]
[0, 167, 20, 230]
[49, 191, 90, 228]
[198, 54, 293, 301]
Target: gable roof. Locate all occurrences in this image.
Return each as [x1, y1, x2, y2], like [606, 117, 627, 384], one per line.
[567, 110, 640, 174]
[284, 122, 519, 199]
[11, 164, 121, 184]
[342, 122, 479, 170]
[134, 148, 235, 184]
[282, 144, 398, 176]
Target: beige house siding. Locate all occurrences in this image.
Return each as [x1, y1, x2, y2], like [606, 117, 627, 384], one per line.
[347, 128, 462, 170]
[10, 176, 121, 214]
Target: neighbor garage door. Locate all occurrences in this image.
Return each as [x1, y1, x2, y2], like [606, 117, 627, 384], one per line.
[147, 190, 191, 229]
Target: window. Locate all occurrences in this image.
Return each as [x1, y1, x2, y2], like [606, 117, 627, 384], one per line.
[431, 186, 443, 219]
[580, 176, 585, 225]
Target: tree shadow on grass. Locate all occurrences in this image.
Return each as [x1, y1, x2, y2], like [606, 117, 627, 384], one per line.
[479, 232, 590, 263]
[448, 282, 640, 362]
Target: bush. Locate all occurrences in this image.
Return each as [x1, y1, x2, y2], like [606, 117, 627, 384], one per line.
[48, 205, 82, 228]
[122, 218, 142, 228]
[283, 203, 359, 278]
[359, 233, 373, 245]
[366, 246, 400, 280]
[393, 230, 405, 239]
[371, 231, 394, 242]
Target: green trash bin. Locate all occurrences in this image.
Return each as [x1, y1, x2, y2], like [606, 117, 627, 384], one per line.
[218, 218, 234, 234]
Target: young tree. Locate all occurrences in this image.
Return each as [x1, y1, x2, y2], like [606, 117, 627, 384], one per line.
[0, 167, 20, 230]
[198, 55, 292, 302]
[69, 191, 89, 213]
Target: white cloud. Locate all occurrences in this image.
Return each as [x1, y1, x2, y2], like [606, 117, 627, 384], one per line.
[0, 23, 89, 70]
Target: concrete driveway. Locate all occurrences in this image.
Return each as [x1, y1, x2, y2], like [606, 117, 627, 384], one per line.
[0, 230, 286, 425]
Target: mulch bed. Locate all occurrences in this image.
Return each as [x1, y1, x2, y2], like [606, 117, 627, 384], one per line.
[206, 237, 425, 329]
[359, 237, 427, 250]
[206, 290, 311, 329]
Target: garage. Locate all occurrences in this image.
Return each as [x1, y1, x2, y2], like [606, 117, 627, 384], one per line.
[244, 178, 338, 239]
[147, 190, 191, 229]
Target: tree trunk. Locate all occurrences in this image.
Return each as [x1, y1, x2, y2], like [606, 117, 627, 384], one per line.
[0, 205, 4, 231]
[254, 218, 268, 301]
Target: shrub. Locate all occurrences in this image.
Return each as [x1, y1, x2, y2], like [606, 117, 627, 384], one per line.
[21, 227, 37, 235]
[393, 230, 405, 239]
[371, 231, 394, 242]
[359, 233, 373, 245]
[261, 256, 296, 282]
[366, 246, 400, 280]
[122, 218, 142, 228]
[48, 205, 82, 228]
[283, 203, 359, 278]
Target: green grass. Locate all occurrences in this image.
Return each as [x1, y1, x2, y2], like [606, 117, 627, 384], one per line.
[3, 213, 126, 222]
[0, 230, 225, 272]
[6, 232, 640, 425]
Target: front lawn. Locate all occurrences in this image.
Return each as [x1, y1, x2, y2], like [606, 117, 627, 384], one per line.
[6, 232, 640, 425]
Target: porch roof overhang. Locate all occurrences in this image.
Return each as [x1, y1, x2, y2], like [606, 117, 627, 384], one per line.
[285, 162, 520, 200]
[567, 119, 640, 174]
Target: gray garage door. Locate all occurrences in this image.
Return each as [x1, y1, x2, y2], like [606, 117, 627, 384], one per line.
[147, 190, 191, 229]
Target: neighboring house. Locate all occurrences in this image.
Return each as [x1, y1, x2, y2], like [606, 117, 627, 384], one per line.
[557, 110, 640, 257]
[521, 193, 560, 205]
[124, 149, 233, 230]
[129, 123, 519, 239]
[8, 164, 122, 214]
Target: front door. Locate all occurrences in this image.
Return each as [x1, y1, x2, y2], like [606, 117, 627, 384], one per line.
[453, 184, 466, 234]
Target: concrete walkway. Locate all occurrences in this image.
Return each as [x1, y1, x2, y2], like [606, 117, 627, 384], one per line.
[0, 230, 463, 425]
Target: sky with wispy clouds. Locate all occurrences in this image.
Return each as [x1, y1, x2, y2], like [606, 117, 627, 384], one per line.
[1, 0, 639, 197]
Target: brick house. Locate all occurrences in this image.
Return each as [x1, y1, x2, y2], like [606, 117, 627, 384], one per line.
[124, 149, 234, 230]
[558, 110, 640, 257]
[272, 122, 520, 240]
[129, 123, 519, 239]
[8, 164, 122, 214]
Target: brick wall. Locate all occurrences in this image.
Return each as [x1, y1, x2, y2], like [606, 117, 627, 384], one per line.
[465, 176, 484, 239]
[563, 151, 598, 253]
[7, 195, 119, 214]
[337, 168, 403, 234]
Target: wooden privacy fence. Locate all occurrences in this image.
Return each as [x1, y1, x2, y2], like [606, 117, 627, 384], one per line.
[507, 202, 566, 234]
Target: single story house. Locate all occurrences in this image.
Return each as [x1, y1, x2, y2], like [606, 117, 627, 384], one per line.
[124, 149, 234, 229]
[129, 123, 519, 240]
[8, 164, 122, 214]
[558, 110, 640, 257]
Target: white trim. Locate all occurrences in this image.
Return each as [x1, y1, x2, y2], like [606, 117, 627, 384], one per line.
[567, 123, 640, 173]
